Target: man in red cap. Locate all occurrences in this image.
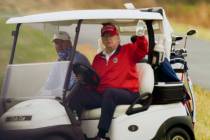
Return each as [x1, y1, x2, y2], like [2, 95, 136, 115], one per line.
[69, 23, 148, 140]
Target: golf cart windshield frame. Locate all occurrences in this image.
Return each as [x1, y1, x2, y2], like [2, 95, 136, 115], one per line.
[5, 20, 84, 124]
[63, 20, 82, 96]
[8, 19, 156, 95]
[9, 23, 21, 64]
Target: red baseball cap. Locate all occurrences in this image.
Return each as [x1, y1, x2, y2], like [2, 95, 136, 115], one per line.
[101, 23, 119, 37]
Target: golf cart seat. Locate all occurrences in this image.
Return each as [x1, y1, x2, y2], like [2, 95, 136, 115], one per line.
[152, 81, 188, 104]
[81, 62, 154, 119]
[152, 58, 189, 104]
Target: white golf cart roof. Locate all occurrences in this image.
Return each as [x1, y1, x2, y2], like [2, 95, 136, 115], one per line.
[6, 8, 173, 59]
[6, 9, 163, 24]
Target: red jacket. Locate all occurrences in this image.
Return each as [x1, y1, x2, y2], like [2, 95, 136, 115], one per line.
[92, 36, 148, 93]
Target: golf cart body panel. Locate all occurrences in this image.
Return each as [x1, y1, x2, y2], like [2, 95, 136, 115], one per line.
[0, 6, 195, 140]
[0, 99, 71, 130]
[81, 102, 187, 139]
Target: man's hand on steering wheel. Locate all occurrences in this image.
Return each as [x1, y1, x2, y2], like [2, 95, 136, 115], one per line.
[73, 63, 100, 87]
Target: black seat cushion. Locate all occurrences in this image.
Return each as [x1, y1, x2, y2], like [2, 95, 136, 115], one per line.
[152, 82, 189, 104]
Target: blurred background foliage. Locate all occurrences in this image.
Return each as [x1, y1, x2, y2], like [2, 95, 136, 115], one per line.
[0, 0, 210, 28]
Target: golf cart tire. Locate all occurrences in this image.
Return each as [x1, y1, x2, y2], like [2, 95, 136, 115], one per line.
[152, 116, 195, 140]
[166, 127, 191, 140]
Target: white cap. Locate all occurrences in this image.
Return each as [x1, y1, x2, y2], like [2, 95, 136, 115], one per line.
[52, 31, 70, 41]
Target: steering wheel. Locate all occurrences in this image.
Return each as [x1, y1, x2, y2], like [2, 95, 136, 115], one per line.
[73, 63, 100, 87]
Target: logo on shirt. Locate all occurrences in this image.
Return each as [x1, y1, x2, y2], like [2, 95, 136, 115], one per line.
[113, 57, 118, 63]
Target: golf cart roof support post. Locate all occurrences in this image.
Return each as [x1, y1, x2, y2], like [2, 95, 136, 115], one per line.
[145, 20, 155, 64]
[9, 23, 21, 64]
[63, 19, 83, 97]
[62, 20, 83, 126]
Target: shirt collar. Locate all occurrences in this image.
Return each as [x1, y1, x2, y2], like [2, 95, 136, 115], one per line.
[100, 45, 121, 57]
[102, 49, 116, 57]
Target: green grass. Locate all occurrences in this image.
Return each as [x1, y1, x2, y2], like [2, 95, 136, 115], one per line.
[13, 24, 56, 63]
[194, 86, 210, 139]
[0, 18, 14, 89]
[0, 18, 56, 89]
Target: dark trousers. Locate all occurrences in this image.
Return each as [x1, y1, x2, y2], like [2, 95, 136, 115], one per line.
[69, 86, 139, 132]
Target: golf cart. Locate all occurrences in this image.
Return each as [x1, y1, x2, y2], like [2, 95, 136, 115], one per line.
[0, 5, 195, 140]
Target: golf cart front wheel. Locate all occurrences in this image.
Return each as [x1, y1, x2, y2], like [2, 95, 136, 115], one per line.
[166, 127, 191, 140]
